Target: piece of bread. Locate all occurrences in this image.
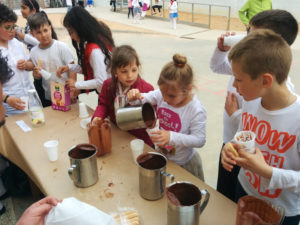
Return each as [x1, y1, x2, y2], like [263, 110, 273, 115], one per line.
[114, 211, 140, 225]
[37, 59, 42, 70]
[226, 142, 239, 157]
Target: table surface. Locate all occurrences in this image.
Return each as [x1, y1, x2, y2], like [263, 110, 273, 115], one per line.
[0, 104, 237, 225]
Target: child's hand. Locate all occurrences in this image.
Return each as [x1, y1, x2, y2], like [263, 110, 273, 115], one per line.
[56, 65, 69, 78]
[221, 142, 239, 172]
[66, 78, 76, 89]
[225, 91, 239, 116]
[127, 89, 143, 101]
[70, 88, 80, 99]
[6, 97, 26, 110]
[16, 29, 25, 40]
[33, 67, 42, 79]
[17, 59, 27, 70]
[150, 130, 170, 147]
[235, 147, 273, 179]
[217, 32, 235, 52]
[92, 117, 102, 125]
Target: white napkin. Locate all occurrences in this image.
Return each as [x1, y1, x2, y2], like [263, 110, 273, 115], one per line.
[45, 197, 118, 225]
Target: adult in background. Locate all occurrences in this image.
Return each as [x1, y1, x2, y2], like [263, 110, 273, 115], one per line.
[239, 0, 272, 32]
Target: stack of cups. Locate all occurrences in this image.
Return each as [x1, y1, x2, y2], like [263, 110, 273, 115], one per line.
[234, 131, 256, 154]
[44, 140, 59, 162]
[79, 102, 89, 118]
[130, 139, 144, 163]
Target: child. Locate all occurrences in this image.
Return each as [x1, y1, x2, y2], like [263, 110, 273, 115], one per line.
[152, 0, 162, 16]
[92, 45, 154, 146]
[27, 12, 76, 106]
[0, 3, 34, 116]
[141, 0, 150, 19]
[222, 29, 300, 225]
[132, 0, 141, 23]
[169, 0, 178, 29]
[128, 0, 134, 19]
[57, 6, 115, 97]
[127, 54, 206, 180]
[210, 9, 298, 201]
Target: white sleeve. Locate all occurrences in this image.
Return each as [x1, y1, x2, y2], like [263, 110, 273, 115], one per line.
[141, 90, 161, 106]
[210, 47, 232, 75]
[68, 63, 82, 73]
[24, 33, 39, 47]
[261, 168, 300, 193]
[75, 49, 108, 91]
[227, 108, 242, 134]
[59, 42, 75, 65]
[169, 105, 206, 148]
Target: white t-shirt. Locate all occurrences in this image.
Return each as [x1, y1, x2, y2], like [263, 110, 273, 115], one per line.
[141, 90, 207, 165]
[169, 1, 177, 13]
[209, 47, 295, 143]
[1, 38, 34, 116]
[30, 40, 74, 100]
[237, 96, 300, 217]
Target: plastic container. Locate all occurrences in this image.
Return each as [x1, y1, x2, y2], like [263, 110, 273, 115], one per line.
[28, 89, 45, 127]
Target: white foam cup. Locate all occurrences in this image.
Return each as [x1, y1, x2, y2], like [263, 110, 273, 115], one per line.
[80, 117, 91, 129]
[20, 96, 28, 111]
[234, 131, 256, 154]
[79, 102, 89, 118]
[44, 140, 59, 162]
[223, 34, 246, 47]
[130, 139, 144, 163]
[40, 69, 52, 80]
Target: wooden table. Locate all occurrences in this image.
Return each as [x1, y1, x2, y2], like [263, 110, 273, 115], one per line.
[0, 104, 236, 225]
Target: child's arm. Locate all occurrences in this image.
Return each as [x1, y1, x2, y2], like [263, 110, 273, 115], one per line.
[238, 1, 250, 28]
[91, 80, 110, 121]
[3, 94, 25, 111]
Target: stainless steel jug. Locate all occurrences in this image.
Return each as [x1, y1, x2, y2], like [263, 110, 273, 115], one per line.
[166, 181, 210, 225]
[116, 101, 156, 130]
[137, 152, 174, 200]
[68, 144, 98, 188]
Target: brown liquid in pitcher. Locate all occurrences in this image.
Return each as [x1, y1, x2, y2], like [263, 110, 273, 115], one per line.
[142, 103, 156, 128]
[69, 144, 96, 159]
[137, 153, 166, 169]
[166, 183, 201, 206]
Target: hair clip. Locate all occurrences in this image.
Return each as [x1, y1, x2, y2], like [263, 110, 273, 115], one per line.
[177, 63, 183, 67]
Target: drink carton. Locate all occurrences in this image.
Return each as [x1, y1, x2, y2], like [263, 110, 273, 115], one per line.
[50, 81, 71, 112]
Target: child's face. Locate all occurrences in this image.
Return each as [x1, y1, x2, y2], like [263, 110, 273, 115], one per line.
[0, 22, 16, 42]
[21, 2, 35, 19]
[159, 81, 191, 108]
[116, 61, 139, 89]
[232, 61, 263, 101]
[67, 27, 80, 43]
[32, 24, 52, 48]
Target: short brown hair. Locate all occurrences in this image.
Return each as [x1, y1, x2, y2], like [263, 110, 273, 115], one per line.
[158, 54, 193, 90]
[228, 29, 292, 84]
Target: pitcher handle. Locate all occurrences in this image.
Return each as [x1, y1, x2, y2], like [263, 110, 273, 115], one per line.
[68, 164, 78, 182]
[199, 189, 210, 215]
[161, 170, 175, 183]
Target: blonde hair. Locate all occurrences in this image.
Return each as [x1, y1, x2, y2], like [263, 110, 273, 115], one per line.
[158, 54, 193, 91]
[228, 29, 292, 84]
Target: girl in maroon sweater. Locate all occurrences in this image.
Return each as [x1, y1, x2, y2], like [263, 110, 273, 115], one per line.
[92, 45, 154, 146]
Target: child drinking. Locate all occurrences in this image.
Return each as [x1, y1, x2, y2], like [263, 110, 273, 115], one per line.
[127, 54, 207, 180]
[57, 6, 115, 97]
[26, 12, 76, 106]
[92, 45, 154, 146]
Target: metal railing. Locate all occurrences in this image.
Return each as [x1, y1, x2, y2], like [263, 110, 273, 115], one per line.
[116, 0, 231, 30]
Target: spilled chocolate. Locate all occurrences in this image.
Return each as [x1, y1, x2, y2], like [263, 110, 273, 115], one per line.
[69, 144, 96, 159]
[166, 183, 201, 206]
[137, 153, 166, 170]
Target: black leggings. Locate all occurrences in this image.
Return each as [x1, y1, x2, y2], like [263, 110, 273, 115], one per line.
[152, 5, 162, 13]
[128, 7, 134, 18]
[110, 0, 116, 11]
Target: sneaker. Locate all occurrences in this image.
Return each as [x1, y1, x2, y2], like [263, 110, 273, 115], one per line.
[152, 12, 156, 15]
[159, 13, 162, 16]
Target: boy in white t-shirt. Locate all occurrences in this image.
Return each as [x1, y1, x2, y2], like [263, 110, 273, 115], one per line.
[210, 9, 298, 201]
[26, 12, 76, 104]
[222, 29, 300, 225]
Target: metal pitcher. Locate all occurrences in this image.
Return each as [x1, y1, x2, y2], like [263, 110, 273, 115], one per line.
[115, 97, 156, 130]
[137, 152, 174, 200]
[166, 181, 210, 225]
[68, 144, 98, 188]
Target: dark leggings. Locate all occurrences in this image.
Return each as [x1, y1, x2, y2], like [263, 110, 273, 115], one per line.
[235, 181, 300, 225]
[128, 7, 134, 18]
[152, 5, 162, 13]
[110, 0, 116, 11]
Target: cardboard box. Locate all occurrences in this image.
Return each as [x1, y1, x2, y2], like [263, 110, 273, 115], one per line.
[50, 81, 71, 112]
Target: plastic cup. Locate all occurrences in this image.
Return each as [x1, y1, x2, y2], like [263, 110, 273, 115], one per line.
[234, 131, 256, 154]
[80, 117, 91, 129]
[79, 102, 89, 118]
[130, 139, 144, 163]
[44, 140, 59, 162]
[20, 96, 28, 111]
[223, 34, 246, 47]
[40, 69, 52, 80]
